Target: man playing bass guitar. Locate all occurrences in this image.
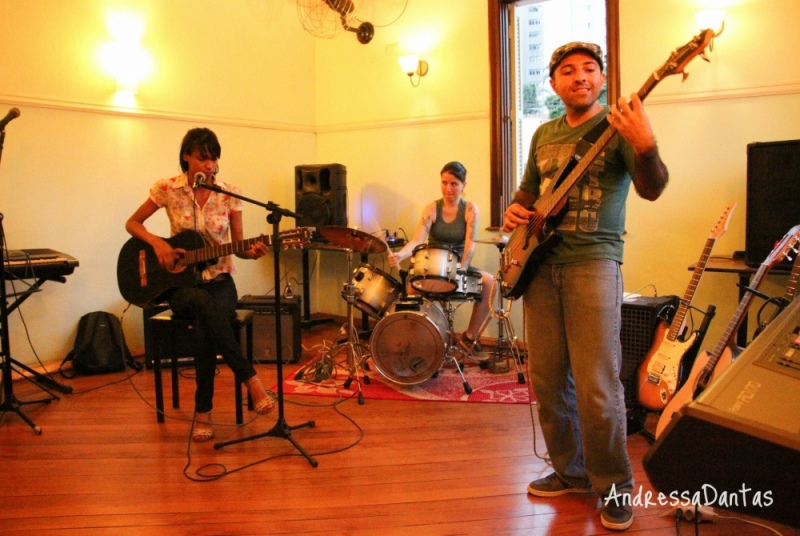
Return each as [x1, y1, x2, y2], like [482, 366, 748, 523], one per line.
[502, 42, 669, 531]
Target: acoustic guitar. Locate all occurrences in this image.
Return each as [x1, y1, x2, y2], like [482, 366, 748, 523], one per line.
[636, 202, 736, 411]
[655, 225, 800, 438]
[499, 29, 716, 300]
[117, 228, 310, 308]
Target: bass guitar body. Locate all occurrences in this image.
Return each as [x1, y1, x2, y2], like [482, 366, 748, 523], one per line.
[654, 345, 736, 438]
[636, 320, 697, 412]
[501, 228, 563, 300]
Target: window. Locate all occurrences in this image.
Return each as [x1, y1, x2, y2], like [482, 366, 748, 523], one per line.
[487, 0, 619, 227]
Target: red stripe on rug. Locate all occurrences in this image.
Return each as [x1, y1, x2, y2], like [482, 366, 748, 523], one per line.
[278, 359, 533, 404]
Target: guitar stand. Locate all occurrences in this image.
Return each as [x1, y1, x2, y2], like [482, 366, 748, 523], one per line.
[197, 185, 317, 467]
[629, 303, 716, 445]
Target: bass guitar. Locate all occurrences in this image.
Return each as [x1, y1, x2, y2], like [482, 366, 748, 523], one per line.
[636, 202, 736, 411]
[655, 225, 800, 438]
[753, 243, 800, 337]
[117, 228, 310, 308]
[500, 29, 716, 300]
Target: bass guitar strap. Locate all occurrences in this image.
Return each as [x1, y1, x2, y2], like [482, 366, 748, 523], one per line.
[573, 116, 612, 162]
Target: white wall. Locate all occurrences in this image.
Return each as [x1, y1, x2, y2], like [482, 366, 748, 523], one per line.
[0, 0, 317, 365]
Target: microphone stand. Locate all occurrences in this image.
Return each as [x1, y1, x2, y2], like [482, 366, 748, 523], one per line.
[1, 124, 52, 434]
[197, 181, 317, 467]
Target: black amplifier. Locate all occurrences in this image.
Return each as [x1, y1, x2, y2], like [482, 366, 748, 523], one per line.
[238, 295, 302, 364]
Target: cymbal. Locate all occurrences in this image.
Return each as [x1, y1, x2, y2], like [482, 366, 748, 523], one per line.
[319, 226, 387, 254]
[474, 235, 509, 245]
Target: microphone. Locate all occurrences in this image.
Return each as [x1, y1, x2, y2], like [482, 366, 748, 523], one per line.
[0, 107, 20, 130]
[193, 172, 205, 189]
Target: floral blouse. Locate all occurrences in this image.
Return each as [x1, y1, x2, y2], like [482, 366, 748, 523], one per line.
[149, 172, 244, 280]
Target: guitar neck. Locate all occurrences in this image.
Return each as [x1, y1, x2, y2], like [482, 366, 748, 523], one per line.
[666, 237, 716, 341]
[541, 124, 617, 217]
[783, 254, 800, 302]
[705, 262, 770, 369]
[540, 72, 664, 219]
[184, 236, 269, 265]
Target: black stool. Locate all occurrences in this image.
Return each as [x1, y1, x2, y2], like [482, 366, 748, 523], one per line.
[149, 308, 255, 424]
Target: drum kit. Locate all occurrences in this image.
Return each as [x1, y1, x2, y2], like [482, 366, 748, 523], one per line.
[295, 226, 525, 401]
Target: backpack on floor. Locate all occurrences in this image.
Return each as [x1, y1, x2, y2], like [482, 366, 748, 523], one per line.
[59, 311, 138, 377]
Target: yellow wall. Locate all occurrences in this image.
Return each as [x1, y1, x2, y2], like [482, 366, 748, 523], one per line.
[0, 0, 317, 363]
[1, 0, 799, 368]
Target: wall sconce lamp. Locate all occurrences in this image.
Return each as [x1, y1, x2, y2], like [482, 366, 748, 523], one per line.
[398, 55, 429, 87]
[98, 12, 152, 95]
[696, 9, 725, 34]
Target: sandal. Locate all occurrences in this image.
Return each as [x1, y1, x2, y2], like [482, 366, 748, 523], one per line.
[192, 412, 214, 442]
[247, 377, 275, 415]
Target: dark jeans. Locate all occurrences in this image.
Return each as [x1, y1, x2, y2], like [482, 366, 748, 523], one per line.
[167, 275, 255, 413]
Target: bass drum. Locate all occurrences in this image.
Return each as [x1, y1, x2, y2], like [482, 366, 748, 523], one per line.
[370, 297, 447, 385]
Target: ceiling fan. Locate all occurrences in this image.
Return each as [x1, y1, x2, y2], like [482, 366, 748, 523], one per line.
[296, 0, 375, 44]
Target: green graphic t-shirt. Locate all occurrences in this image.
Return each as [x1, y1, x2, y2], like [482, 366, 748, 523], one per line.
[518, 108, 636, 265]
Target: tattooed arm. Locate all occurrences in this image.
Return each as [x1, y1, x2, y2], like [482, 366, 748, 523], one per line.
[389, 202, 436, 266]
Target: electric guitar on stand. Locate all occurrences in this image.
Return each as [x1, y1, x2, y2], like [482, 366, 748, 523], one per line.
[636, 202, 736, 412]
[753, 244, 800, 337]
[117, 228, 310, 308]
[655, 225, 800, 438]
[500, 29, 717, 300]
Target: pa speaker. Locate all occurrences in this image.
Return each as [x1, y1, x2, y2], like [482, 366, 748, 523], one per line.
[644, 298, 800, 527]
[620, 295, 678, 407]
[238, 295, 301, 364]
[295, 163, 347, 229]
[745, 139, 800, 267]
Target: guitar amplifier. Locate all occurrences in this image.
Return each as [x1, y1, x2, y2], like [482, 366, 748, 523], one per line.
[238, 295, 302, 364]
[620, 294, 679, 407]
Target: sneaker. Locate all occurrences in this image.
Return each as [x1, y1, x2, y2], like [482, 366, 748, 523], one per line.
[527, 472, 592, 497]
[600, 500, 633, 531]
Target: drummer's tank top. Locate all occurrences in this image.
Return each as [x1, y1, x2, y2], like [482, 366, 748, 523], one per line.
[428, 198, 466, 259]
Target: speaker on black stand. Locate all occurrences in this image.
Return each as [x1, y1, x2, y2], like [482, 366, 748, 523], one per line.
[295, 164, 347, 329]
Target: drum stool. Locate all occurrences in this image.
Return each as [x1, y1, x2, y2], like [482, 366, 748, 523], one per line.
[149, 308, 255, 424]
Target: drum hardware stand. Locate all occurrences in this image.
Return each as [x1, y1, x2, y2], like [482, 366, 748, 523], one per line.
[435, 298, 473, 395]
[294, 246, 371, 404]
[475, 241, 525, 384]
[195, 181, 317, 467]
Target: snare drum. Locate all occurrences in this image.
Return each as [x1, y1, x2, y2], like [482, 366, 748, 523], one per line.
[450, 269, 482, 301]
[408, 244, 459, 294]
[350, 263, 402, 318]
[370, 297, 447, 384]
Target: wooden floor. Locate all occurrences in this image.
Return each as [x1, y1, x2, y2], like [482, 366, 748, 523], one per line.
[1, 317, 796, 536]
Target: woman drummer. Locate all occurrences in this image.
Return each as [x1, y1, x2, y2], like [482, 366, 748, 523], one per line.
[388, 161, 493, 360]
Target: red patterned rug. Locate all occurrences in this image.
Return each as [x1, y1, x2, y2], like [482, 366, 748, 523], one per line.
[280, 357, 532, 404]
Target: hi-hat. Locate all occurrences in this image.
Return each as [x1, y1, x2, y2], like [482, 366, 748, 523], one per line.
[320, 226, 387, 254]
[475, 235, 509, 245]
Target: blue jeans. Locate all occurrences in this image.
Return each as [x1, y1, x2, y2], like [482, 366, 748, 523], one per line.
[167, 275, 256, 413]
[523, 259, 632, 496]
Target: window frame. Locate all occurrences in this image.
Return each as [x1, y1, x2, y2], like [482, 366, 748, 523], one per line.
[487, 0, 620, 227]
